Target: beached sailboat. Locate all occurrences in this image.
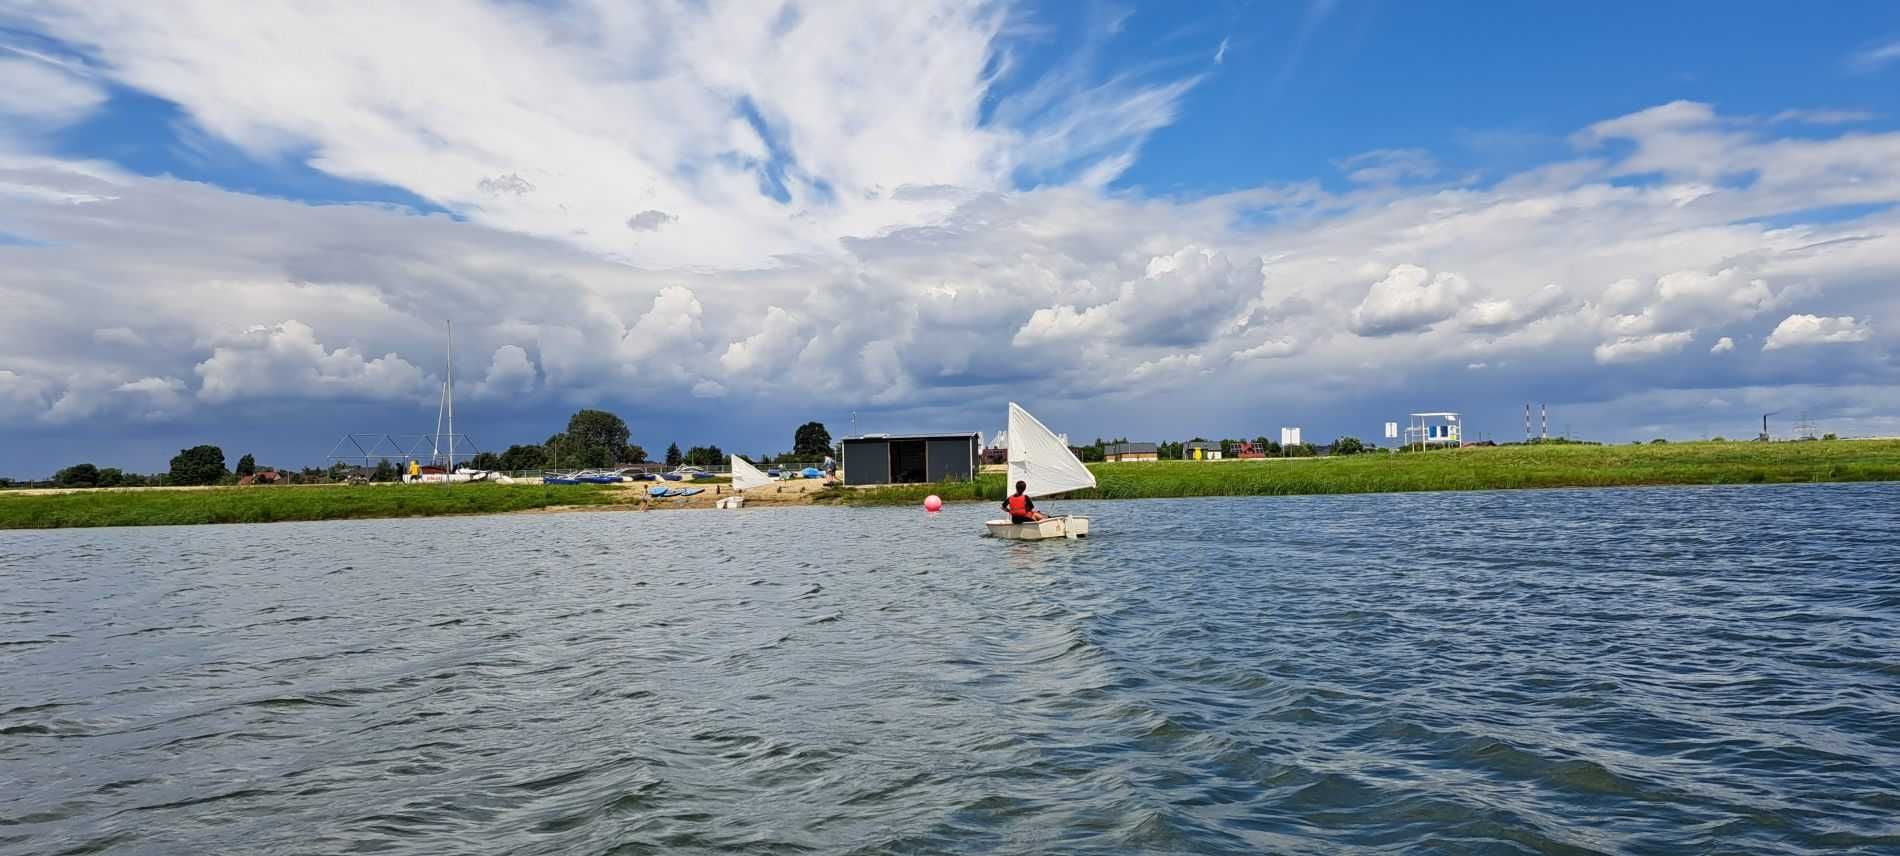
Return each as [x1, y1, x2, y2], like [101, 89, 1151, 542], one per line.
[985, 402, 1096, 540]
[716, 455, 774, 508]
[405, 321, 493, 484]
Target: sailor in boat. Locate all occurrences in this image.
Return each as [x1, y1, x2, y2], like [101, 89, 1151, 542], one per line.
[1003, 480, 1048, 523]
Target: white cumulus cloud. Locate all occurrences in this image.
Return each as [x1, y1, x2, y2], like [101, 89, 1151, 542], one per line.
[194, 320, 432, 404]
[1762, 314, 1872, 350]
[1349, 264, 1475, 337]
[1594, 331, 1695, 365]
[471, 345, 537, 399]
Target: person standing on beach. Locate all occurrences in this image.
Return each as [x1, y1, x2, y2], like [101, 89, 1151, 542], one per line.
[823, 454, 836, 480]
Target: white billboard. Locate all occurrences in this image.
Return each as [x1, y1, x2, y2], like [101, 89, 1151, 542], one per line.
[1280, 427, 1301, 446]
[1384, 421, 1399, 439]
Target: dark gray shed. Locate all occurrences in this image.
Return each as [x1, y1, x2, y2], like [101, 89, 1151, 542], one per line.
[839, 433, 981, 486]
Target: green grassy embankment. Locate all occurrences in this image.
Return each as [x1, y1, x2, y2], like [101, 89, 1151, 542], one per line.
[0, 483, 630, 530]
[830, 440, 1900, 506]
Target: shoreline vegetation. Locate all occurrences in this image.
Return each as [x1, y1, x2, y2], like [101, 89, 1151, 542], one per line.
[4, 440, 1899, 530]
[838, 439, 1900, 506]
[0, 483, 631, 530]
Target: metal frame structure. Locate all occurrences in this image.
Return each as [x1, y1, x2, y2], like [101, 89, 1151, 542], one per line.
[1406, 412, 1462, 451]
[325, 432, 482, 469]
[324, 321, 484, 472]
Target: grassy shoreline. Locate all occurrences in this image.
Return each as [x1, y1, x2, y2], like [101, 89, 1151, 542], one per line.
[0, 483, 630, 530]
[5, 441, 1898, 529]
[831, 440, 1900, 506]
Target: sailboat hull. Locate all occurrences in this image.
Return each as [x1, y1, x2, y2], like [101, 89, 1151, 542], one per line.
[985, 515, 1088, 540]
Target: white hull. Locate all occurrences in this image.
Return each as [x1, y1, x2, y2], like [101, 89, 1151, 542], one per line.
[985, 515, 1088, 540]
[404, 470, 491, 484]
[715, 496, 745, 509]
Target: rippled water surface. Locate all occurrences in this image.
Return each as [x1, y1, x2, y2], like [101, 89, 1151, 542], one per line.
[4, 484, 1900, 854]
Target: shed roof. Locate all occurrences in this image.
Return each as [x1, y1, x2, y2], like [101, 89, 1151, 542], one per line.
[841, 432, 981, 442]
[1105, 442, 1159, 454]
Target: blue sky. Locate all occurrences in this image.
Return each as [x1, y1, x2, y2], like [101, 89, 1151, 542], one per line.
[4, 1, 1900, 476]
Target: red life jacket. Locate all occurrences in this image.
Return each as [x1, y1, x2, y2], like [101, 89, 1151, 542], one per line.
[1006, 494, 1031, 516]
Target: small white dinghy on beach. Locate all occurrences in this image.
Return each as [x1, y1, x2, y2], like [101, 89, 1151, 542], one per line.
[985, 402, 1096, 540]
[716, 454, 775, 509]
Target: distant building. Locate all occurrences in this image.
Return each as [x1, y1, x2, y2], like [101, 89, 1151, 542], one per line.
[840, 432, 981, 486]
[1103, 442, 1159, 462]
[1185, 441, 1222, 461]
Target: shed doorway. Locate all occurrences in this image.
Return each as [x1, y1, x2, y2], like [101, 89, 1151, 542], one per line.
[890, 440, 927, 483]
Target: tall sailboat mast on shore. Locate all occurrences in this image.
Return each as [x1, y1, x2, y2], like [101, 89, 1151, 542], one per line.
[431, 320, 456, 469]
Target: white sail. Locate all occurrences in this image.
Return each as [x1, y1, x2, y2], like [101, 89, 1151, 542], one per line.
[1007, 402, 1096, 498]
[730, 455, 772, 491]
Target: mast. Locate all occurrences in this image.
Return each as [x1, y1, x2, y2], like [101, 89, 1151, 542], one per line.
[432, 371, 446, 461]
[446, 320, 455, 471]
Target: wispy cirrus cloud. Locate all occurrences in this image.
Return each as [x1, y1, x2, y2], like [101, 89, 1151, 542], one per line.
[1847, 40, 1900, 73]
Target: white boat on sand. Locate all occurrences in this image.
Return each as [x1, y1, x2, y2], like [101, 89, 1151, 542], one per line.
[717, 455, 774, 509]
[985, 402, 1096, 540]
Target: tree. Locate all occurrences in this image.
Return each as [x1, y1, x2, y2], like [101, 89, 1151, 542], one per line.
[371, 459, 398, 482]
[1823, 433, 1839, 441]
[684, 445, 724, 467]
[1333, 436, 1367, 456]
[469, 452, 502, 471]
[236, 454, 256, 477]
[626, 444, 648, 463]
[497, 444, 548, 472]
[54, 463, 101, 487]
[545, 409, 632, 468]
[794, 422, 832, 458]
[665, 442, 682, 468]
[97, 467, 125, 488]
[168, 445, 227, 486]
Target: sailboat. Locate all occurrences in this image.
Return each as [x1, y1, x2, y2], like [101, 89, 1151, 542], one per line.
[985, 402, 1096, 540]
[715, 455, 774, 508]
[406, 321, 491, 484]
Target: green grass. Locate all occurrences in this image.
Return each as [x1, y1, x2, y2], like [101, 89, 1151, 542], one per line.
[831, 440, 1900, 506]
[0, 483, 630, 529]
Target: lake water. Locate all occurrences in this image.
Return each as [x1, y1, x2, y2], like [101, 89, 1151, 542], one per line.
[3, 484, 1898, 854]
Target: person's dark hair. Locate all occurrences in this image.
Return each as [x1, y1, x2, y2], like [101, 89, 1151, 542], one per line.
[1015, 480, 1026, 492]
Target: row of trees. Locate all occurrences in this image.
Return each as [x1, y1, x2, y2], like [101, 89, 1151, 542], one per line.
[45, 445, 338, 488]
[26, 414, 840, 487]
[467, 414, 829, 472]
